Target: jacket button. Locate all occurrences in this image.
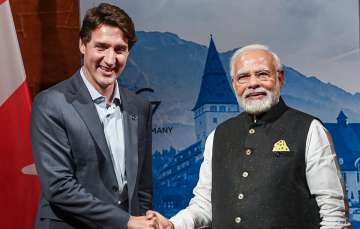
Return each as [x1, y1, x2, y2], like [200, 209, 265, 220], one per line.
[249, 128, 255, 134]
[242, 171, 248, 178]
[235, 217, 241, 223]
[245, 149, 252, 155]
[238, 193, 244, 199]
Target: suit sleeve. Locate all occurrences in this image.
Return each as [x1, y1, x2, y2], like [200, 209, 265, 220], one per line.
[31, 93, 130, 229]
[137, 101, 153, 214]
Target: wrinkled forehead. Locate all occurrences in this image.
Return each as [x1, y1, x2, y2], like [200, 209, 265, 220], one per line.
[234, 50, 275, 74]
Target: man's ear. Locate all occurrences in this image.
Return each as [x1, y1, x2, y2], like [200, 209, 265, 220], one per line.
[278, 70, 285, 88]
[79, 39, 86, 55]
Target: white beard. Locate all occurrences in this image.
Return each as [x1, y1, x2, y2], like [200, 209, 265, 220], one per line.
[236, 85, 281, 115]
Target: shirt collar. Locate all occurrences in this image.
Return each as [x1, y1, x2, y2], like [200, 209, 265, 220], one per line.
[80, 67, 121, 106]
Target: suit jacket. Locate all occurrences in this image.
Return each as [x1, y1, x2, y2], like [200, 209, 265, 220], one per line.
[30, 70, 152, 229]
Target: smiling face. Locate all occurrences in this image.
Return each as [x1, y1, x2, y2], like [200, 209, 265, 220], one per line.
[80, 24, 129, 95]
[232, 49, 284, 114]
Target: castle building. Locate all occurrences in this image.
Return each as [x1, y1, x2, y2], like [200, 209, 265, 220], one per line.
[192, 35, 239, 148]
[325, 111, 360, 221]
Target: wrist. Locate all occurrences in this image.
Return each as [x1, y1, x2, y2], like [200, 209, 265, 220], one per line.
[169, 221, 175, 229]
[126, 216, 134, 229]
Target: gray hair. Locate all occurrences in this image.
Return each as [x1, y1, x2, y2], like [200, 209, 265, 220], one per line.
[229, 44, 283, 78]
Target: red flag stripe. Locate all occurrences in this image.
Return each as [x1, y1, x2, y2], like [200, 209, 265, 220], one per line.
[0, 81, 40, 229]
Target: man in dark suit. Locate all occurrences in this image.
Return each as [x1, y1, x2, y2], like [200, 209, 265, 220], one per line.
[31, 3, 156, 229]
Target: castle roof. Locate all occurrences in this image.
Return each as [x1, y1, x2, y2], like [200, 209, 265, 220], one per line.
[336, 110, 347, 126]
[192, 36, 237, 111]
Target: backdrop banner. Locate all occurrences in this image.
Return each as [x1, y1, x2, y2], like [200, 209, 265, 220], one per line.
[81, 0, 360, 226]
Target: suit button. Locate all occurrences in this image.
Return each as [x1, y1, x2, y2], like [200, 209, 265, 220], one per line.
[242, 171, 248, 178]
[235, 217, 241, 223]
[117, 200, 121, 205]
[245, 149, 252, 155]
[112, 186, 119, 192]
[249, 128, 255, 134]
[238, 193, 244, 199]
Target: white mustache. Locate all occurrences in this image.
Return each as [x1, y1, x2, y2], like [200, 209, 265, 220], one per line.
[243, 88, 269, 98]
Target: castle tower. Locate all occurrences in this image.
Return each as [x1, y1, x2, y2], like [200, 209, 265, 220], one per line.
[337, 110, 348, 126]
[192, 35, 239, 147]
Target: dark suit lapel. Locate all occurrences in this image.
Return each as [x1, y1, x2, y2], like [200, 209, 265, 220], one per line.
[120, 89, 138, 200]
[70, 73, 114, 167]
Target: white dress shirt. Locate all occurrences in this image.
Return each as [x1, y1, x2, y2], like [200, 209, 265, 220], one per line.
[170, 119, 351, 228]
[80, 68, 127, 194]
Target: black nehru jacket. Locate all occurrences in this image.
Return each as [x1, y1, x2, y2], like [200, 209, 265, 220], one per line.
[212, 97, 320, 229]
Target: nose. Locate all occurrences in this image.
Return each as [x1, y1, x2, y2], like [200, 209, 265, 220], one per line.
[104, 49, 116, 67]
[247, 74, 260, 89]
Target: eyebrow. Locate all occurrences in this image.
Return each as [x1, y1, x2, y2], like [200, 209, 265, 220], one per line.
[255, 69, 271, 73]
[94, 42, 109, 48]
[236, 69, 250, 76]
[236, 67, 271, 74]
[94, 42, 128, 49]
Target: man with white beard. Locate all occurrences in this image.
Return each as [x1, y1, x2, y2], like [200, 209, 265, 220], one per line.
[148, 44, 351, 228]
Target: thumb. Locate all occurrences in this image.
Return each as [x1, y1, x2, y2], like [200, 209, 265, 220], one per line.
[146, 210, 156, 219]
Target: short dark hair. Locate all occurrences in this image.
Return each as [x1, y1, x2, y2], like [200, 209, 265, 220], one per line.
[80, 3, 137, 49]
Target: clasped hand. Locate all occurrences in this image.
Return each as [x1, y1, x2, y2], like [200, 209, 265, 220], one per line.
[126, 210, 174, 229]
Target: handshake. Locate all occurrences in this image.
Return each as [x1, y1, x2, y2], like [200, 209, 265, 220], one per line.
[127, 210, 174, 229]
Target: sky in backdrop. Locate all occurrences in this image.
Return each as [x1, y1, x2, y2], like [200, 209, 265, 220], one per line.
[80, 0, 360, 94]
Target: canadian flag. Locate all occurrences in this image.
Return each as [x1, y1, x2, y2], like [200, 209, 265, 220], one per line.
[0, 0, 40, 228]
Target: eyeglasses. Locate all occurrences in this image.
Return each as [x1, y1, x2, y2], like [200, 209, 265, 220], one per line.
[234, 70, 281, 84]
